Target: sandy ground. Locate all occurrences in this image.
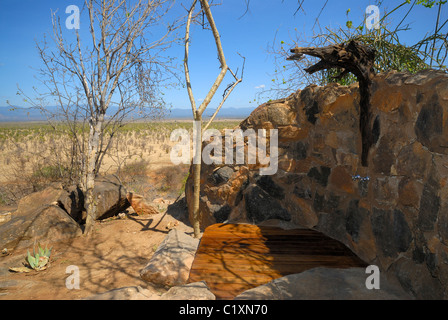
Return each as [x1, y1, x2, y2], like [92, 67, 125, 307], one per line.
[0, 199, 193, 300]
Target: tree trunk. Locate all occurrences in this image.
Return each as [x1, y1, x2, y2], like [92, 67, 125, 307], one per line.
[191, 162, 201, 238]
[184, 0, 241, 237]
[191, 115, 202, 238]
[288, 40, 376, 166]
[83, 114, 104, 234]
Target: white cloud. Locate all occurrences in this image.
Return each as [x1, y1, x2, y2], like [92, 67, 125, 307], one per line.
[255, 84, 265, 89]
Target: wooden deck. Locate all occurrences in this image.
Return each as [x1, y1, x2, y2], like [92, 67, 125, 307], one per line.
[188, 223, 367, 300]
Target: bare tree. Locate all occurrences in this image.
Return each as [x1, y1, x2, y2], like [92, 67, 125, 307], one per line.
[288, 40, 376, 166]
[184, 0, 244, 238]
[15, 0, 180, 234]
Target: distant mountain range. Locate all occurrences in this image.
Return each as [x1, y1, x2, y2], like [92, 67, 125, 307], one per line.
[0, 106, 254, 122]
[166, 107, 254, 120]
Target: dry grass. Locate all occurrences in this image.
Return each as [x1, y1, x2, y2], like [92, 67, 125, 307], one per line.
[0, 120, 241, 207]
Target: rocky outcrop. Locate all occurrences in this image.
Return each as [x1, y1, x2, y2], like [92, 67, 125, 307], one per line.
[0, 176, 131, 250]
[59, 185, 84, 222]
[92, 175, 130, 220]
[0, 184, 82, 250]
[186, 69, 448, 299]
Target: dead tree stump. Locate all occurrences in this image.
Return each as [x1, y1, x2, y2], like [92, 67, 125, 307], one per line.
[287, 40, 376, 167]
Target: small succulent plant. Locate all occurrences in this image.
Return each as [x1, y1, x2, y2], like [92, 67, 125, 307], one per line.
[26, 243, 52, 271]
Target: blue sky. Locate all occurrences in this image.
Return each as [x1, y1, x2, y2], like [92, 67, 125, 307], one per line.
[0, 0, 445, 113]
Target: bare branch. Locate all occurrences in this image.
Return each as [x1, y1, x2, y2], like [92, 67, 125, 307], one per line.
[203, 54, 245, 132]
[196, 0, 228, 116]
[289, 40, 376, 166]
[184, 0, 198, 116]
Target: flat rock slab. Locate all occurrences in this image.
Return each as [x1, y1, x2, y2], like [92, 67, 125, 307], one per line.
[140, 229, 199, 287]
[235, 267, 414, 300]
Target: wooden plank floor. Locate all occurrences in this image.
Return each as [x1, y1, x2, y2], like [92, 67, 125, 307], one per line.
[188, 223, 367, 300]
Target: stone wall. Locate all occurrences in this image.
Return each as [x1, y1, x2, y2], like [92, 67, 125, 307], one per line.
[185, 69, 448, 299]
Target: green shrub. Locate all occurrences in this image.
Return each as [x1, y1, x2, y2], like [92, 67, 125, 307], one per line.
[32, 165, 69, 181]
[267, 0, 447, 97]
[179, 172, 189, 197]
[118, 160, 149, 183]
[26, 243, 52, 271]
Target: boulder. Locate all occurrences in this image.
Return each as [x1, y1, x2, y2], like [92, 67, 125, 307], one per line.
[60, 176, 130, 221]
[91, 175, 130, 220]
[58, 185, 85, 223]
[140, 229, 199, 287]
[126, 192, 159, 215]
[15, 183, 68, 217]
[209, 166, 234, 185]
[0, 175, 132, 250]
[0, 184, 83, 249]
[0, 212, 11, 225]
[0, 204, 82, 250]
[234, 267, 414, 300]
